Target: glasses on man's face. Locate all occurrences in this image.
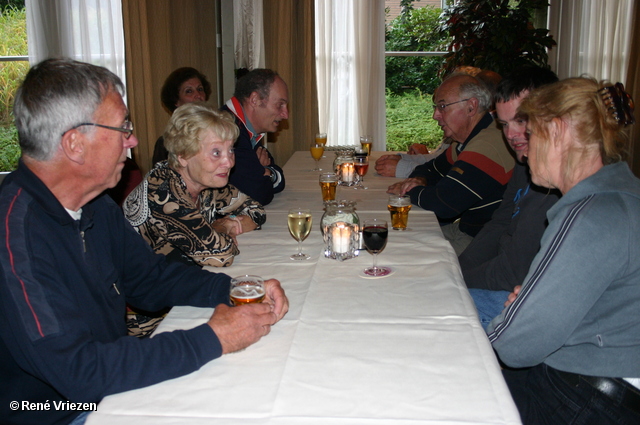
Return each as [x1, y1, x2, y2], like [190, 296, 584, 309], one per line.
[62, 120, 134, 139]
[432, 98, 471, 112]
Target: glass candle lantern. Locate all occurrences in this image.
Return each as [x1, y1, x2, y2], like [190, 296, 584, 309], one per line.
[325, 221, 359, 261]
[321, 200, 360, 260]
[334, 152, 356, 186]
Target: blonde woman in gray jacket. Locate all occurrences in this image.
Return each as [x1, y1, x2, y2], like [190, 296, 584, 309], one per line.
[487, 78, 640, 425]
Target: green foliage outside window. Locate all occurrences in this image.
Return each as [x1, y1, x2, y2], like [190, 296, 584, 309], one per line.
[385, 5, 449, 96]
[439, 0, 556, 76]
[0, 0, 24, 13]
[0, 4, 27, 171]
[385, 89, 443, 152]
[385, 3, 448, 151]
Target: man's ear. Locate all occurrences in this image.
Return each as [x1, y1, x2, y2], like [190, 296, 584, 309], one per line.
[467, 97, 479, 116]
[248, 91, 262, 108]
[60, 130, 85, 165]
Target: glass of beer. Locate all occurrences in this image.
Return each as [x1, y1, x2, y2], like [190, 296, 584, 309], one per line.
[288, 208, 313, 260]
[388, 194, 412, 230]
[310, 142, 324, 171]
[230, 275, 266, 305]
[359, 135, 372, 155]
[316, 133, 327, 158]
[315, 132, 327, 146]
[319, 172, 338, 202]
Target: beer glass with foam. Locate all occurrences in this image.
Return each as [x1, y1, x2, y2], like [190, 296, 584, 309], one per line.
[359, 135, 372, 155]
[319, 172, 338, 202]
[230, 275, 266, 305]
[388, 194, 412, 230]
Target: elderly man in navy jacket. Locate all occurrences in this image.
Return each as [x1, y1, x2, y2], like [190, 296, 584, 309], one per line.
[0, 58, 288, 425]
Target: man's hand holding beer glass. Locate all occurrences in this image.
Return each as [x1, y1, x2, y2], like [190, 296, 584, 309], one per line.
[208, 278, 288, 354]
[386, 177, 427, 196]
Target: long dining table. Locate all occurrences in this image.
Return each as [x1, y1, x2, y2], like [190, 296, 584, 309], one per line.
[87, 150, 522, 425]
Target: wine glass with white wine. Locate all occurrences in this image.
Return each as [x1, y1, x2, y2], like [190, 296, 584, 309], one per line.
[288, 208, 312, 260]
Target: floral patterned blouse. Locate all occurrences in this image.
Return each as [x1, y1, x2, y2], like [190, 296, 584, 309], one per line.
[123, 161, 266, 267]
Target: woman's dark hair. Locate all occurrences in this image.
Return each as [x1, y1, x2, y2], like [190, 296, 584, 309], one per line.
[160, 67, 211, 113]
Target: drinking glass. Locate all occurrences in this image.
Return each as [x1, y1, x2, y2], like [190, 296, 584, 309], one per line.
[359, 135, 372, 155]
[353, 155, 369, 190]
[288, 208, 312, 260]
[362, 219, 391, 276]
[315, 133, 327, 146]
[354, 147, 368, 160]
[387, 194, 412, 230]
[310, 142, 324, 171]
[316, 133, 327, 157]
[230, 275, 265, 305]
[319, 172, 338, 201]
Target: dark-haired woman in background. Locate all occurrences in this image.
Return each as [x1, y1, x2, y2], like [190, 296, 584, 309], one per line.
[152, 67, 212, 164]
[487, 77, 639, 424]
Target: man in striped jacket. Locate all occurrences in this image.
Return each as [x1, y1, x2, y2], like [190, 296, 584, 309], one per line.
[388, 74, 515, 255]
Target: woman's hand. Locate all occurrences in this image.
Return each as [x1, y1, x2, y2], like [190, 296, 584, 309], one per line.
[213, 215, 257, 239]
[212, 217, 242, 241]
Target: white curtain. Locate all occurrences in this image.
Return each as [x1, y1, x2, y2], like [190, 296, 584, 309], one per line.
[25, 0, 126, 91]
[315, 0, 385, 149]
[234, 0, 265, 70]
[548, 0, 634, 83]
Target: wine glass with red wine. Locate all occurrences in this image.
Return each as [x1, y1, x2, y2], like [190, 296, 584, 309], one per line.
[362, 219, 391, 276]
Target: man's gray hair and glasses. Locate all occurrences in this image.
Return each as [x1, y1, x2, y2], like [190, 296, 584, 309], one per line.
[62, 120, 134, 139]
[13, 58, 125, 161]
[433, 98, 471, 112]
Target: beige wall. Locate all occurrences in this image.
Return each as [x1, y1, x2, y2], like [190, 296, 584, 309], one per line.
[263, 0, 318, 168]
[122, 0, 318, 173]
[122, 0, 219, 174]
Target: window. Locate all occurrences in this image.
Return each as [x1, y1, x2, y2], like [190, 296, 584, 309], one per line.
[0, 1, 28, 171]
[384, 0, 448, 151]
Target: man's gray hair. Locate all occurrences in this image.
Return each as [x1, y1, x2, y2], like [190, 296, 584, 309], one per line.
[13, 58, 125, 161]
[445, 72, 493, 113]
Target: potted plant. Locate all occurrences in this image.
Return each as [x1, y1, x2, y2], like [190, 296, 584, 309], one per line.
[438, 0, 556, 76]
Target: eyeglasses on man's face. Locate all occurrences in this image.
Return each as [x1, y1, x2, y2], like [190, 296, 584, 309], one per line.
[432, 98, 471, 112]
[62, 120, 134, 139]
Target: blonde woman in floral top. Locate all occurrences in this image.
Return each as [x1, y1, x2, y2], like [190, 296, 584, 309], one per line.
[124, 103, 266, 268]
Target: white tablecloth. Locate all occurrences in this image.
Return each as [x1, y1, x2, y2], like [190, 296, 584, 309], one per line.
[87, 151, 521, 425]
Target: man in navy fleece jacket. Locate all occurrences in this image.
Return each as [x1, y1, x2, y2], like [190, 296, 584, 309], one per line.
[0, 58, 288, 425]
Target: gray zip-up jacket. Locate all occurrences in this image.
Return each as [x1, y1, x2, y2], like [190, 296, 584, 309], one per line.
[487, 162, 640, 378]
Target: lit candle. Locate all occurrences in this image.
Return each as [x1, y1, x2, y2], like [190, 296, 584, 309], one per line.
[341, 162, 355, 183]
[331, 222, 351, 254]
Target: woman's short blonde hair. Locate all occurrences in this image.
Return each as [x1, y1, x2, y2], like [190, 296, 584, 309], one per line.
[519, 77, 629, 168]
[163, 102, 239, 169]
